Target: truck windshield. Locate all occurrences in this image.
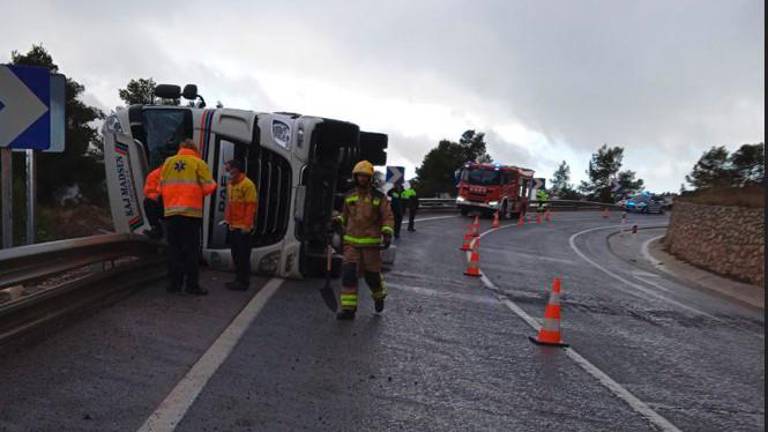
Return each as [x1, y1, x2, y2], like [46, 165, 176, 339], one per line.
[142, 108, 192, 168]
[466, 169, 500, 185]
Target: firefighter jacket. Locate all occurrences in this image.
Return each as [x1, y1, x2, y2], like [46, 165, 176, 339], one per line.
[160, 148, 217, 218]
[143, 167, 162, 201]
[340, 187, 395, 247]
[225, 173, 258, 231]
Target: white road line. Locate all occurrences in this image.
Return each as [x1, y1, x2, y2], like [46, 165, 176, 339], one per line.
[472, 227, 682, 432]
[413, 215, 458, 223]
[569, 225, 718, 319]
[137, 278, 283, 432]
[641, 234, 667, 272]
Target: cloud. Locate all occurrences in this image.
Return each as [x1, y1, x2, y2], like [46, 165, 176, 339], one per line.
[2, 0, 763, 192]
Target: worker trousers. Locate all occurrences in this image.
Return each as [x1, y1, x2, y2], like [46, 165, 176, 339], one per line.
[339, 245, 386, 311]
[166, 216, 202, 291]
[143, 198, 164, 233]
[229, 229, 252, 285]
[393, 211, 403, 238]
[407, 208, 417, 231]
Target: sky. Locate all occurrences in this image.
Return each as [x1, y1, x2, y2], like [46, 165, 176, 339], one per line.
[1, 0, 764, 192]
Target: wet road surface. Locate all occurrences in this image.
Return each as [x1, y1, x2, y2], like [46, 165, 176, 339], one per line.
[0, 212, 763, 431]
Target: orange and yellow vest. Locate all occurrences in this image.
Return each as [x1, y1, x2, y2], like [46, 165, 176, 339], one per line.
[225, 174, 258, 230]
[160, 148, 217, 218]
[143, 168, 162, 201]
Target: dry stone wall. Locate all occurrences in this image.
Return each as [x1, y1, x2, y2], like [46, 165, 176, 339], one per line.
[665, 201, 764, 286]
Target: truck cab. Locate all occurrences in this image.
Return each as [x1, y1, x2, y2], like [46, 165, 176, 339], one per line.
[455, 162, 534, 218]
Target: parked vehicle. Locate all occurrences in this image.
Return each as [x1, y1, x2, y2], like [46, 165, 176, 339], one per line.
[625, 192, 665, 214]
[455, 162, 534, 218]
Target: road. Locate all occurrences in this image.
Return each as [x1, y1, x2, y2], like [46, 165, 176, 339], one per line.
[0, 212, 763, 431]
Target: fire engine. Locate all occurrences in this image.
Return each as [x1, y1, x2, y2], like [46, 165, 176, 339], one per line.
[455, 162, 535, 217]
[102, 84, 387, 278]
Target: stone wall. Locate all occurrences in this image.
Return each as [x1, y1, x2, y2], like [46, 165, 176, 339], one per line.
[665, 201, 764, 286]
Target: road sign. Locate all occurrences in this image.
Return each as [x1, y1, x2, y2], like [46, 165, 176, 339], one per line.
[0, 65, 66, 152]
[386, 166, 404, 185]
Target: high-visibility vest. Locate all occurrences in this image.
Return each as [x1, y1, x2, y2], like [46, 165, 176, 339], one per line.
[225, 174, 258, 230]
[340, 188, 395, 246]
[143, 168, 162, 201]
[160, 148, 217, 218]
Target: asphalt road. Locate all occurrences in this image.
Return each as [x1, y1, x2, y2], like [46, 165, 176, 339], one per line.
[0, 212, 763, 431]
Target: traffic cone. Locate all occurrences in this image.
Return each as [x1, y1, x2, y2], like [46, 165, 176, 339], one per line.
[472, 215, 480, 237]
[545, 209, 552, 223]
[492, 211, 500, 228]
[529, 277, 569, 347]
[536, 212, 542, 224]
[464, 240, 481, 277]
[517, 213, 525, 226]
[459, 230, 473, 251]
[602, 207, 609, 219]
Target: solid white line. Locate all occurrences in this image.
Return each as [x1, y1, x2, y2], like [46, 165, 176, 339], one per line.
[470, 228, 682, 432]
[137, 278, 283, 432]
[413, 215, 458, 223]
[569, 225, 717, 319]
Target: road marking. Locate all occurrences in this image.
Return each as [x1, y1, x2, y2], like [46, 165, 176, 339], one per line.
[568, 225, 718, 319]
[137, 278, 283, 432]
[413, 215, 458, 223]
[472, 227, 682, 432]
[387, 281, 498, 305]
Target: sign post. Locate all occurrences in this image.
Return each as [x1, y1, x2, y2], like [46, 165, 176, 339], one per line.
[1, 148, 11, 248]
[0, 64, 66, 248]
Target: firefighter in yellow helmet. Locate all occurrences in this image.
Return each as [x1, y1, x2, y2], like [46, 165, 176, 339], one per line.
[336, 160, 395, 320]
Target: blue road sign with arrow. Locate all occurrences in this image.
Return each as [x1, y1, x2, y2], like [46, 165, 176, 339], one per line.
[0, 64, 65, 152]
[386, 166, 404, 185]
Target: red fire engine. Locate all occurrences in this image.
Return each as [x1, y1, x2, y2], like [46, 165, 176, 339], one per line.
[455, 162, 535, 217]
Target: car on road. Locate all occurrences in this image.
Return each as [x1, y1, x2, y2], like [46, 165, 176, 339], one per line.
[625, 193, 665, 214]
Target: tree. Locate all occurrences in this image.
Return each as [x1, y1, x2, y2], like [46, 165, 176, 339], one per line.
[10, 45, 105, 204]
[118, 78, 157, 105]
[414, 130, 494, 196]
[729, 143, 764, 186]
[685, 146, 731, 189]
[578, 144, 631, 202]
[549, 161, 581, 200]
[617, 169, 644, 194]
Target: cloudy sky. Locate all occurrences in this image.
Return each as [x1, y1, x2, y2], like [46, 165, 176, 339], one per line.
[2, 0, 764, 192]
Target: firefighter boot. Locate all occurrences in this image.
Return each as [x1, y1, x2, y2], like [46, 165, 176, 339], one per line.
[365, 271, 386, 314]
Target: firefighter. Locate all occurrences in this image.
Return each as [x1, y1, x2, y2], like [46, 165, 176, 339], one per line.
[142, 167, 164, 239]
[223, 159, 258, 291]
[336, 160, 395, 320]
[387, 182, 404, 238]
[160, 139, 217, 295]
[402, 184, 419, 232]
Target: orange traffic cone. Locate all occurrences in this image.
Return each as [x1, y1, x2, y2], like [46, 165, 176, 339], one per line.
[536, 212, 542, 224]
[472, 215, 480, 237]
[602, 207, 609, 219]
[517, 213, 525, 226]
[492, 211, 500, 228]
[529, 277, 569, 347]
[464, 240, 481, 277]
[545, 209, 552, 223]
[459, 230, 473, 251]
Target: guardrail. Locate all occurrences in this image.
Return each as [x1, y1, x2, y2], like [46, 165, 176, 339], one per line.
[419, 198, 620, 211]
[0, 234, 166, 346]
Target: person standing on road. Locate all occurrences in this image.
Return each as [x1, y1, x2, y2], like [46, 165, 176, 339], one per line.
[223, 159, 258, 291]
[387, 182, 404, 239]
[536, 189, 549, 213]
[336, 160, 395, 320]
[143, 166, 164, 239]
[160, 139, 217, 295]
[402, 184, 419, 232]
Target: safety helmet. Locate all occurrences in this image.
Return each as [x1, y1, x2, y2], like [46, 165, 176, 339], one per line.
[352, 160, 374, 176]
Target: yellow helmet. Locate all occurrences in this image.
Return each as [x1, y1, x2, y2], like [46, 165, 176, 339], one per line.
[352, 160, 374, 176]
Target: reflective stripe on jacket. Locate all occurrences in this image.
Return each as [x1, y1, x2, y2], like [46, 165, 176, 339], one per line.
[225, 174, 258, 230]
[341, 187, 394, 247]
[160, 148, 217, 218]
[143, 168, 162, 201]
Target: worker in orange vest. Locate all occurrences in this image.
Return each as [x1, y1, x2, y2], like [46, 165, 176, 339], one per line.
[160, 139, 217, 295]
[142, 167, 164, 239]
[223, 159, 258, 291]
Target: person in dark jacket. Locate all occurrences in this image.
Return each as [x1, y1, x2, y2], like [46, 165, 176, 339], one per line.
[387, 182, 404, 238]
[402, 184, 419, 232]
